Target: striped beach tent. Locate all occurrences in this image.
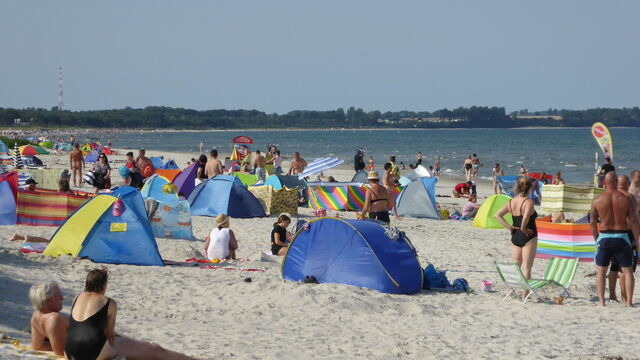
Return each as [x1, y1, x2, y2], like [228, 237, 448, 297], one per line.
[17, 189, 93, 226]
[298, 157, 344, 179]
[535, 216, 594, 262]
[12, 143, 23, 169]
[541, 185, 604, 214]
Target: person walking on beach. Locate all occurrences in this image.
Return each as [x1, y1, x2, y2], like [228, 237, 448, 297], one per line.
[360, 171, 398, 223]
[590, 172, 638, 307]
[253, 150, 266, 182]
[69, 143, 84, 187]
[494, 177, 539, 296]
[354, 149, 366, 174]
[199, 141, 204, 153]
[273, 150, 283, 175]
[205, 149, 223, 178]
[434, 157, 441, 178]
[597, 157, 615, 188]
[366, 156, 375, 171]
[287, 152, 307, 175]
[416, 152, 423, 166]
[389, 156, 400, 181]
[92, 153, 111, 193]
[471, 153, 481, 180]
[463, 155, 473, 181]
[492, 163, 504, 194]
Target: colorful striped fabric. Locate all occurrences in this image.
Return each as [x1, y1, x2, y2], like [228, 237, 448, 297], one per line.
[541, 185, 604, 214]
[535, 216, 595, 262]
[17, 189, 93, 226]
[308, 185, 403, 211]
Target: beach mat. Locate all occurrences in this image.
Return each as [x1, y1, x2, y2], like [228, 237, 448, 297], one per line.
[0, 338, 64, 359]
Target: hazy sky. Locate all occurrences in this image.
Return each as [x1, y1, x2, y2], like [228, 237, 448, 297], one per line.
[1, 1, 638, 113]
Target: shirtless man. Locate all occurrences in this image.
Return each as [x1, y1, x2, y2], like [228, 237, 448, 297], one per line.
[287, 152, 307, 175]
[590, 172, 639, 307]
[607, 175, 640, 302]
[28, 281, 195, 359]
[69, 143, 84, 187]
[253, 150, 266, 182]
[552, 172, 565, 185]
[205, 149, 223, 178]
[135, 149, 154, 178]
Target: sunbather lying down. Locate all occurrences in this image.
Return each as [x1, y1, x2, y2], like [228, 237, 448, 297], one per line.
[10, 234, 49, 243]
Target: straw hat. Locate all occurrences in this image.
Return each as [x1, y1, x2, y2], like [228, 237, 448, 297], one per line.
[215, 214, 230, 227]
[367, 171, 379, 180]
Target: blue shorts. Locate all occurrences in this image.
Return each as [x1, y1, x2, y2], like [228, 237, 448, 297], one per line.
[596, 232, 633, 268]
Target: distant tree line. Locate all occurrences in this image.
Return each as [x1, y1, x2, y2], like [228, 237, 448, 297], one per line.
[0, 106, 639, 129]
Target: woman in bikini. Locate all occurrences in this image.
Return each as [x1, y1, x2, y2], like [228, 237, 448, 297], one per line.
[463, 155, 473, 181]
[360, 171, 398, 223]
[494, 177, 538, 286]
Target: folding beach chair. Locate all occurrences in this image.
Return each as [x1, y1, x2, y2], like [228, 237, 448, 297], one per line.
[495, 262, 550, 304]
[541, 257, 579, 298]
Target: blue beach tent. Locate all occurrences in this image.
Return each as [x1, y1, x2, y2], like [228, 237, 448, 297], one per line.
[43, 186, 163, 266]
[497, 176, 542, 205]
[396, 177, 439, 219]
[0, 172, 17, 225]
[141, 174, 179, 203]
[282, 218, 423, 294]
[161, 159, 179, 170]
[150, 156, 164, 169]
[188, 175, 266, 218]
[84, 149, 100, 163]
[0, 139, 9, 154]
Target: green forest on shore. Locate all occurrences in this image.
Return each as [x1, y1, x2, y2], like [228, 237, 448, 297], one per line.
[1, 106, 639, 129]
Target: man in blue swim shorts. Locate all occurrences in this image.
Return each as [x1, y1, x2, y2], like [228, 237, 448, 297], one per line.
[591, 172, 639, 307]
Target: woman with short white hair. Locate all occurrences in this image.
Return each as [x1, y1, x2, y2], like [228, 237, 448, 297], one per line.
[28, 281, 66, 355]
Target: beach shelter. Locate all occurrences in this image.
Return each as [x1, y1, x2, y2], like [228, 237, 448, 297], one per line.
[147, 199, 194, 240]
[84, 149, 101, 163]
[541, 185, 603, 214]
[141, 174, 179, 203]
[497, 176, 542, 205]
[0, 172, 18, 225]
[150, 157, 164, 169]
[17, 189, 92, 226]
[13, 143, 23, 169]
[535, 216, 595, 262]
[282, 218, 423, 294]
[472, 194, 512, 229]
[173, 163, 198, 198]
[231, 172, 258, 186]
[396, 178, 438, 219]
[31, 145, 49, 155]
[0, 139, 8, 154]
[18, 145, 38, 156]
[264, 175, 308, 191]
[351, 171, 367, 184]
[43, 186, 163, 266]
[39, 141, 54, 149]
[160, 159, 179, 170]
[188, 175, 266, 218]
[155, 169, 180, 182]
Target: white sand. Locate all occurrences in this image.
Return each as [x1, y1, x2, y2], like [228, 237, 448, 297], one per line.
[0, 149, 637, 359]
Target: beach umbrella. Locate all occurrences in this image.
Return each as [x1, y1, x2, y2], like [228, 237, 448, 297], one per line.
[298, 157, 344, 179]
[18, 145, 38, 156]
[13, 143, 23, 169]
[39, 140, 54, 149]
[31, 145, 49, 155]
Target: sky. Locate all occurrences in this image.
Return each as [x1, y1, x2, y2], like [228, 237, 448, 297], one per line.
[1, 1, 638, 114]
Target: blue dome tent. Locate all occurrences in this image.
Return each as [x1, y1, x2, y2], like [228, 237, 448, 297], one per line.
[188, 175, 266, 218]
[282, 218, 423, 294]
[396, 177, 439, 219]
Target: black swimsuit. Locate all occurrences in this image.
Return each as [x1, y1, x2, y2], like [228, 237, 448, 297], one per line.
[510, 199, 538, 245]
[369, 189, 390, 223]
[64, 296, 110, 360]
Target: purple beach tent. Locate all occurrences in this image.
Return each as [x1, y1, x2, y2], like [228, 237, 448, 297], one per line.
[172, 163, 198, 198]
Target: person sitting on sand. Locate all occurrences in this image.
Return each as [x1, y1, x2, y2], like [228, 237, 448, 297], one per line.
[204, 214, 238, 260]
[462, 195, 480, 219]
[453, 181, 473, 198]
[271, 214, 292, 256]
[360, 171, 399, 223]
[28, 276, 195, 359]
[58, 179, 74, 195]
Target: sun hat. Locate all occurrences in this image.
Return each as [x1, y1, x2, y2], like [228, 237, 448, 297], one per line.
[215, 214, 229, 227]
[367, 171, 379, 180]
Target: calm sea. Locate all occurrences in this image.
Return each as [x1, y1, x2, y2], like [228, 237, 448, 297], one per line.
[85, 128, 639, 184]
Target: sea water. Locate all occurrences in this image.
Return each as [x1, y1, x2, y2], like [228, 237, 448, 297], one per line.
[93, 127, 639, 184]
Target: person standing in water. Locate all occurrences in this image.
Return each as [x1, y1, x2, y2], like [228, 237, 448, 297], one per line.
[492, 163, 504, 194]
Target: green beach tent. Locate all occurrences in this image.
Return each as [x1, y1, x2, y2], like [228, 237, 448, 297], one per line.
[472, 194, 512, 229]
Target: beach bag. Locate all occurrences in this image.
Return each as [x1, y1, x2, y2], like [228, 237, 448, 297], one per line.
[83, 171, 95, 186]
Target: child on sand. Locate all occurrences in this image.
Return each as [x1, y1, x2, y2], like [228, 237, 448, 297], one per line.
[271, 214, 291, 256]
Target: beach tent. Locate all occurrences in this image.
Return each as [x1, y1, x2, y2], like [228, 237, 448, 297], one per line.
[398, 176, 412, 187]
[497, 176, 542, 205]
[39, 141, 54, 149]
[188, 175, 266, 218]
[18, 145, 38, 156]
[23, 155, 44, 167]
[413, 165, 431, 178]
[231, 172, 259, 186]
[248, 185, 299, 215]
[541, 185, 603, 214]
[31, 145, 49, 155]
[0, 172, 18, 225]
[147, 199, 193, 240]
[396, 178, 438, 219]
[0, 139, 9, 154]
[536, 216, 595, 262]
[351, 171, 367, 184]
[264, 175, 308, 191]
[160, 159, 179, 170]
[282, 218, 423, 294]
[472, 194, 512, 229]
[150, 156, 164, 169]
[17, 189, 92, 226]
[173, 163, 198, 198]
[155, 169, 180, 182]
[44, 186, 163, 266]
[84, 149, 101, 163]
[141, 174, 179, 203]
[100, 147, 113, 155]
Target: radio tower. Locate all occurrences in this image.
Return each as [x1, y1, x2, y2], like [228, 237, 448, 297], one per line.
[57, 66, 64, 111]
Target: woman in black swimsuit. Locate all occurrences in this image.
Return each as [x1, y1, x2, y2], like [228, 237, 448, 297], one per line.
[495, 177, 538, 282]
[360, 171, 398, 223]
[65, 269, 119, 360]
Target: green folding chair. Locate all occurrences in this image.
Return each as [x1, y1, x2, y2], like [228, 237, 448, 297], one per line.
[495, 262, 550, 304]
[541, 257, 579, 298]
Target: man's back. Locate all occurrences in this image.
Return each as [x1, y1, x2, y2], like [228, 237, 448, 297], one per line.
[206, 158, 222, 178]
[593, 190, 632, 231]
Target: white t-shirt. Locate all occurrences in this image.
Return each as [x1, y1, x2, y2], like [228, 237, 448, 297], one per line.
[207, 228, 230, 260]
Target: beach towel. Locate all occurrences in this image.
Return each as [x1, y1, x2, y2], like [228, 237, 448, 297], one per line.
[19, 242, 47, 254]
[0, 338, 63, 359]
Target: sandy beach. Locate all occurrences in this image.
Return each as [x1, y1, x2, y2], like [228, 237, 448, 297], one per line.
[1, 148, 638, 360]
